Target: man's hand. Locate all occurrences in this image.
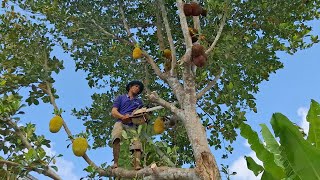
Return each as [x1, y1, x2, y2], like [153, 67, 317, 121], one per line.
[121, 114, 131, 123]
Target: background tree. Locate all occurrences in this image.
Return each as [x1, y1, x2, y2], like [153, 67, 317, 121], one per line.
[1, 0, 320, 179]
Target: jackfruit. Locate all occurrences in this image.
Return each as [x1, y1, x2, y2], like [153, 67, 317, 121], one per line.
[132, 47, 142, 59]
[153, 117, 165, 134]
[72, 137, 88, 157]
[49, 115, 63, 133]
[190, 2, 202, 16]
[163, 49, 172, 59]
[193, 54, 207, 67]
[183, 3, 193, 16]
[192, 44, 205, 58]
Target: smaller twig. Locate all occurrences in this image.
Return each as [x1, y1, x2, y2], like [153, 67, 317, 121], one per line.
[143, 51, 167, 81]
[91, 19, 134, 46]
[205, 11, 228, 55]
[196, 69, 224, 99]
[176, 0, 193, 50]
[119, 2, 137, 44]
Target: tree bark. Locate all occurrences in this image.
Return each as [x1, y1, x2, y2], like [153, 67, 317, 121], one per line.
[178, 57, 221, 179]
[181, 105, 221, 180]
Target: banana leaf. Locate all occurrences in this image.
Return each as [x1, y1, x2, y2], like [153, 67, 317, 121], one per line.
[306, 99, 320, 149]
[271, 113, 320, 180]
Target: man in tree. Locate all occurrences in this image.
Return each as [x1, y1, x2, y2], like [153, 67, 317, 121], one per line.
[110, 80, 144, 170]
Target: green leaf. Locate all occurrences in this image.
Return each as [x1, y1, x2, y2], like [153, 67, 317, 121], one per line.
[306, 100, 320, 149]
[137, 125, 142, 135]
[245, 156, 263, 176]
[271, 113, 320, 180]
[260, 124, 283, 168]
[51, 165, 58, 172]
[121, 130, 128, 140]
[240, 123, 285, 179]
[25, 149, 36, 160]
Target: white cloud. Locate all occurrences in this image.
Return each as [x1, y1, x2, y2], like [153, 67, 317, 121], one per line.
[42, 144, 80, 180]
[297, 107, 309, 134]
[230, 151, 262, 180]
[230, 141, 263, 180]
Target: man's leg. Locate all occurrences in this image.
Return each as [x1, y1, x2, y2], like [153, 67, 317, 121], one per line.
[111, 122, 123, 169]
[112, 138, 120, 169]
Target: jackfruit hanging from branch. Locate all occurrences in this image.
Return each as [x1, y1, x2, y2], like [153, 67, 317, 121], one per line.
[72, 137, 88, 157]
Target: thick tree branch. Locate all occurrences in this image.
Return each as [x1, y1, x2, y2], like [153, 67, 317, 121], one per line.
[155, 8, 166, 51]
[91, 19, 134, 46]
[205, 11, 228, 55]
[147, 91, 181, 115]
[5, 120, 61, 180]
[159, 0, 177, 76]
[196, 69, 224, 99]
[176, 0, 193, 51]
[98, 166, 198, 180]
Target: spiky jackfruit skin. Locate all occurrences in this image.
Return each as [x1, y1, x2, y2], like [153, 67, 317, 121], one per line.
[49, 115, 63, 133]
[72, 137, 88, 157]
[132, 47, 142, 59]
[153, 117, 165, 134]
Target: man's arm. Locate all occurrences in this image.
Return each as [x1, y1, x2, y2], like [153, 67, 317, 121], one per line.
[111, 107, 130, 122]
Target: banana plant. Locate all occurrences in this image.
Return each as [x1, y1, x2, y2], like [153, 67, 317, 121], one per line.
[240, 99, 320, 180]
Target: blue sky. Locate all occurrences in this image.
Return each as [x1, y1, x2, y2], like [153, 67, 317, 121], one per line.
[14, 21, 320, 180]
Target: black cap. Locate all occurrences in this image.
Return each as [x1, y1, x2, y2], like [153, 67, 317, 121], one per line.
[126, 80, 144, 94]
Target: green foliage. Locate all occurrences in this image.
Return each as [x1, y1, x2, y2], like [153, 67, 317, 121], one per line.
[241, 100, 320, 179]
[11, 1, 319, 156]
[118, 123, 178, 169]
[1, 0, 320, 178]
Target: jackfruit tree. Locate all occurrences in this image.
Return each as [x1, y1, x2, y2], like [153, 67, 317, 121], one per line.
[0, 0, 320, 179]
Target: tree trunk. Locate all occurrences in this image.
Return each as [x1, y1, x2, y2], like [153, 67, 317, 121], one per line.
[180, 94, 221, 180]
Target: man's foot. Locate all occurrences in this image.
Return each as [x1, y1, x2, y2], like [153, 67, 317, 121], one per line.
[111, 163, 118, 169]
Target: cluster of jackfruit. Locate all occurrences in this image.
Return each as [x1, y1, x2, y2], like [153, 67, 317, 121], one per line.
[72, 137, 88, 157]
[49, 115, 63, 133]
[192, 44, 207, 67]
[153, 116, 165, 134]
[132, 47, 142, 59]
